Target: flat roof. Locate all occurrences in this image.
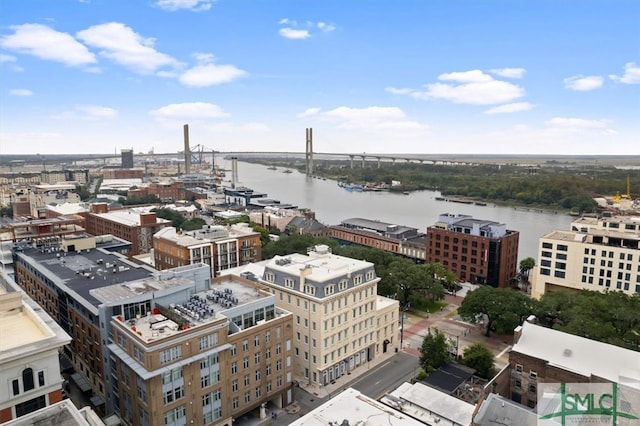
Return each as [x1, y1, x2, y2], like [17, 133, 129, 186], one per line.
[265, 245, 374, 282]
[92, 206, 170, 227]
[111, 275, 273, 344]
[340, 217, 417, 234]
[382, 382, 475, 426]
[513, 321, 640, 388]
[2, 400, 104, 426]
[290, 388, 425, 426]
[0, 299, 50, 352]
[16, 246, 155, 308]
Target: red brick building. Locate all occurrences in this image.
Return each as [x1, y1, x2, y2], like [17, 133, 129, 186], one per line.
[426, 213, 519, 288]
[85, 203, 170, 255]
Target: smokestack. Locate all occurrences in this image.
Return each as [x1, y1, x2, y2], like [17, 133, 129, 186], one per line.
[183, 124, 191, 175]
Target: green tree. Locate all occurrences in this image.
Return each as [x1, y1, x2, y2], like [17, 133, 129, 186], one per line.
[519, 257, 536, 284]
[419, 329, 451, 373]
[460, 343, 496, 379]
[180, 217, 206, 231]
[535, 290, 640, 351]
[250, 223, 271, 247]
[458, 286, 537, 336]
[153, 208, 186, 228]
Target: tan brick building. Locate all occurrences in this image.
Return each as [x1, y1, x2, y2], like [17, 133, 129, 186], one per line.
[153, 224, 262, 277]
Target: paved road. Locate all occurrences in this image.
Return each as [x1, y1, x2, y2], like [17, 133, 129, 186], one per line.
[350, 352, 420, 400]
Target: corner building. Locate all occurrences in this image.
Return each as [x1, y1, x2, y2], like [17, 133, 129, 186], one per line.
[531, 215, 640, 298]
[106, 274, 293, 426]
[257, 245, 399, 386]
[426, 213, 519, 288]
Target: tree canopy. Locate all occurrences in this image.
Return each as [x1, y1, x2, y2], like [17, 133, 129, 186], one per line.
[535, 290, 640, 351]
[419, 329, 452, 373]
[460, 343, 496, 379]
[458, 286, 537, 336]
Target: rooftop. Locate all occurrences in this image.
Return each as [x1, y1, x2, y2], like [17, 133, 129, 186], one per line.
[382, 382, 475, 426]
[290, 387, 425, 426]
[0, 271, 71, 363]
[339, 217, 418, 237]
[2, 400, 104, 426]
[111, 275, 276, 344]
[513, 320, 640, 389]
[473, 393, 537, 426]
[266, 245, 374, 282]
[91, 206, 170, 227]
[15, 245, 155, 309]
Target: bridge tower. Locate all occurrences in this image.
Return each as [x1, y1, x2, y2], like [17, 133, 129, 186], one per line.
[305, 128, 314, 176]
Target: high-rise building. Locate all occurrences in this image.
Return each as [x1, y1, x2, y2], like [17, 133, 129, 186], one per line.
[426, 213, 520, 288]
[121, 149, 134, 169]
[0, 271, 71, 422]
[531, 215, 640, 298]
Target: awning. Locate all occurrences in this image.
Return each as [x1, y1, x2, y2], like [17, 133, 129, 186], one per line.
[90, 395, 105, 407]
[59, 353, 74, 373]
[70, 372, 92, 393]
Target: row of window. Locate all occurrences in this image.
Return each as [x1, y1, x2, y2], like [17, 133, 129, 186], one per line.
[11, 368, 45, 397]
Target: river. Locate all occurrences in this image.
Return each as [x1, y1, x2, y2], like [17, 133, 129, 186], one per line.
[223, 159, 573, 261]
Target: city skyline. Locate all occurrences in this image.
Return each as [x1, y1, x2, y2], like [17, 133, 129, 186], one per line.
[1, 0, 639, 156]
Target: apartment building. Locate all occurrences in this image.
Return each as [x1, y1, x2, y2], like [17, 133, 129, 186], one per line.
[255, 245, 399, 386]
[105, 274, 294, 426]
[153, 224, 262, 277]
[330, 218, 426, 262]
[0, 271, 71, 422]
[85, 204, 171, 255]
[12, 239, 159, 414]
[531, 215, 640, 298]
[426, 213, 520, 287]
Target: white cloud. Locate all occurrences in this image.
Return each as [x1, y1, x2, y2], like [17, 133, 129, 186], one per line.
[296, 108, 321, 118]
[51, 104, 117, 120]
[563, 75, 603, 91]
[544, 117, 611, 131]
[278, 28, 310, 40]
[0, 23, 96, 67]
[178, 53, 246, 87]
[301, 106, 426, 132]
[10, 89, 34, 96]
[150, 102, 229, 121]
[413, 69, 525, 105]
[385, 87, 413, 95]
[77, 22, 179, 74]
[155, 0, 216, 11]
[484, 102, 534, 114]
[317, 22, 336, 32]
[277, 18, 335, 39]
[609, 62, 640, 84]
[489, 68, 525, 79]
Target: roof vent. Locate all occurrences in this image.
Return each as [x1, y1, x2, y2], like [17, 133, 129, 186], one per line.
[563, 348, 572, 357]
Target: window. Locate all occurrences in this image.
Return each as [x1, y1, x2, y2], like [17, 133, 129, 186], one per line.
[232, 380, 238, 392]
[530, 371, 537, 379]
[324, 285, 335, 296]
[254, 335, 260, 347]
[233, 397, 239, 409]
[163, 406, 186, 426]
[284, 278, 295, 289]
[231, 362, 237, 375]
[243, 357, 250, 369]
[160, 346, 182, 364]
[22, 368, 34, 392]
[242, 340, 249, 351]
[12, 379, 19, 396]
[338, 280, 348, 291]
[200, 333, 218, 350]
[230, 344, 237, 357]
[38, 371, 45, 387]
[255, 352, 261, 364]
[515, 364, 523, 373]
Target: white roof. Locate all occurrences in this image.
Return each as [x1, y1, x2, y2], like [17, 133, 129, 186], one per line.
[96, 206, 169, 227]
[513, 321, 640, 388]
[290, 388, 425, 426]
[382, 382, 474, 426]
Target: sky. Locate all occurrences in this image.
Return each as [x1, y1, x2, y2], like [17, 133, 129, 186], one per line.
[0, 0, 639, 156]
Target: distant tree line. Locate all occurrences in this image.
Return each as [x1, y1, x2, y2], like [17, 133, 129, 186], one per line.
[243, 158, 640, 212]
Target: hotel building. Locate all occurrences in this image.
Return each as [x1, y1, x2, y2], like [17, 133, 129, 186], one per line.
[531, 215, 640, 298]
[254, 245, 399, 386]
[426, 213, 520, 288]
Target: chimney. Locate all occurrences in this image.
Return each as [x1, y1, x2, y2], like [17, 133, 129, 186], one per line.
[140, 212, 157, 226]
[183, 124, 191, 175]
[90, 203, 109, 214]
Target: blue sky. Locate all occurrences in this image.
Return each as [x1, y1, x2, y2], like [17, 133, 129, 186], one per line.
[1, 0, 638, 156]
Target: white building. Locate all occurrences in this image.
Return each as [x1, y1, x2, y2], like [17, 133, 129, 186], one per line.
[0, 271, 72, 422]
[250, 245, 399, 387]
[531, 215, 640, 298]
